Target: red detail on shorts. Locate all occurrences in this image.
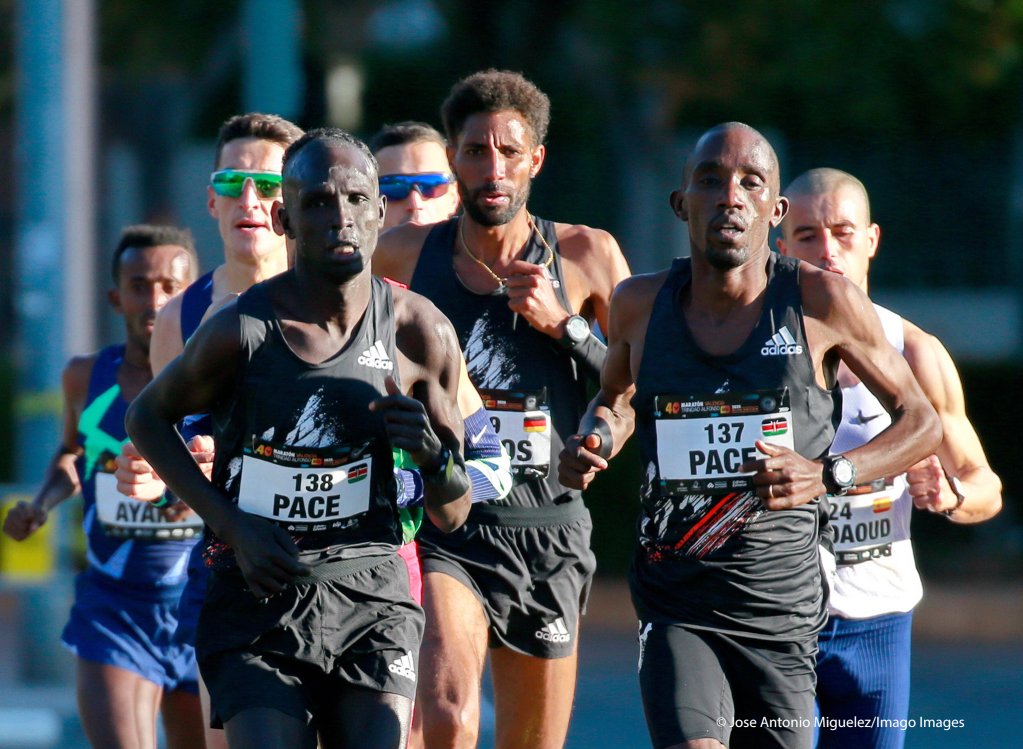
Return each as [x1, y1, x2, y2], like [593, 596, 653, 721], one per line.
[398, 541, 422, 604]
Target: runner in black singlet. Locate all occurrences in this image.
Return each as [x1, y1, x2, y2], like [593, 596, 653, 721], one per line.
[125, 129, 471, 749]
[373, 70, 631, 749]
[560, 123, 942, 749]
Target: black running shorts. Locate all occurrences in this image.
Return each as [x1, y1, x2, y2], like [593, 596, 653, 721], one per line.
[418, 502, 596, 659]
[637, 621, 816, 749]
[197, 554, 423, 726]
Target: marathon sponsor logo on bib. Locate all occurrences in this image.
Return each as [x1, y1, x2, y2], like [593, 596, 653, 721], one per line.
[829, 488, 905, 565]
[237, 439, 373, 532]
[95, 472, 203, 540]
[479, 387, 551, 481]
[653, 389, 794, 495]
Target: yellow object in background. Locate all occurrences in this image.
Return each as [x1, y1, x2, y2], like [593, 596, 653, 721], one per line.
[0, 494, 55, 581]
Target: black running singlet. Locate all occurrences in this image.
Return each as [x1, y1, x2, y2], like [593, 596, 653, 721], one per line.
[410, 216, 589, 514]
[208, 276, 402, 569]
[629, 253, 839, 639]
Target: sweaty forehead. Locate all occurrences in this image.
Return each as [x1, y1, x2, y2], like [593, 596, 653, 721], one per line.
[458, 110, 532, 147]
[288, 140, 375, 186]
[688, 127, 779, 184]
[792, 184, 869, 225]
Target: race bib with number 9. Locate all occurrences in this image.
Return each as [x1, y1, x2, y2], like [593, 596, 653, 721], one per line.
[479, 387, 551, 481]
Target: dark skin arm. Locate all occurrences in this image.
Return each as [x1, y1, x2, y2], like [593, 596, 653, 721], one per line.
[371, 289, 471, 531]
[125, 302, 309, 597]
[2, 357, 90, 540]
[559, 273, 664, 490]
[740, 265, 942, 509]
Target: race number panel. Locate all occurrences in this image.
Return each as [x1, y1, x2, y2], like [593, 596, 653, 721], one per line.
[238, 439, 373, 532]
[479, 387, 551, 481]
[95, 472, 203, 540]
[829, 487, 906, 565]
[654, 389, 794, 495]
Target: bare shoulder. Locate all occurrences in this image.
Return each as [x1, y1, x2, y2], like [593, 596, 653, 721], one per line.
[901, 319, 960, 406]
[554, 221, 625, 264]
[611, 270, 670, 313]
[62, 352, 98, 410]
[391, 286, 460, 364]
[372, 222, 438, 286]
[391, 286, 462, 398]
[182, 296, 243, 360]
[157, 291, 185, 327]
[63, 352, 98, 390]
[798, 261, 874, 330]
[607, 270, 670, 340]
[151, 292, 186, 374]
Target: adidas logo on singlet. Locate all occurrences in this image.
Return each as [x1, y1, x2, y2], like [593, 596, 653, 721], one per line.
[761, 326, 804, 356]
[387, 652, 416, 681]
[535, 617, 571, 643]
[358, 340, 394, 370]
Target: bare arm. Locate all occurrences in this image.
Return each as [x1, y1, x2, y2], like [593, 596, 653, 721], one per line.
[822, 281, 941, 484]
[126, 302, 308, 595]
[558, 275, 657, 491]
[379, 292, 471, 531]
[2, 357, 90, 540]
[903, 325, 1002, 523]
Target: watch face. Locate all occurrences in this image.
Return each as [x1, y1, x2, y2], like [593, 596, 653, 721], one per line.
[566, 315, 589, 342]
[833, 458, 855, 486]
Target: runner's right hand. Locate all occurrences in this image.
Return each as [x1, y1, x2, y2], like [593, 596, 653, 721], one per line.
[116, 436, 215, 500]
[223, 513, 310, 598]
[558, 433, 608, 491]
[2, 502, 47, 541]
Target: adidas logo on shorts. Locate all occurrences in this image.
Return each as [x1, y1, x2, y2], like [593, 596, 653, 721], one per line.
[761, 326, 804, 356]
[535, 617, 571, 643]
[387, 652, 416, 681]
[358, 340, 394, 370]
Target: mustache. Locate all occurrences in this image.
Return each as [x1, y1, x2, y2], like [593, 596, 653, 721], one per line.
[710, 213, 748, 231]
[469, 181, 514, 198]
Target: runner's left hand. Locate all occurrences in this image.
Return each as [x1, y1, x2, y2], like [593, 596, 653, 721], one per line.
[906, 454, 951, 512]
[369, 376, 444, 469]
[741, 441, 827, 510]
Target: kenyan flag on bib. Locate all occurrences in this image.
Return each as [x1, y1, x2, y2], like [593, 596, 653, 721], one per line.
[761, 417, 788, 437]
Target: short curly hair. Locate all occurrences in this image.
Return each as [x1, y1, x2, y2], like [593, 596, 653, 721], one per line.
[112, 224, 197, 284]
[441, 70, 550, 147]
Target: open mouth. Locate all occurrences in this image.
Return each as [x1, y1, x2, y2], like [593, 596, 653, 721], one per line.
[328, 239, 361, 257]
[235, 218, 268, 233]
[709, 216, 747, 241]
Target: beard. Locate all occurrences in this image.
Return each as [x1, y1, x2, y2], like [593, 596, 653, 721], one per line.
[704, 244, 751, 271]
[458, 179, 531, 227]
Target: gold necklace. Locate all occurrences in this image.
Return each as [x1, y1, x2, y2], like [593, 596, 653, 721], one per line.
[458, 214, 554, 295]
